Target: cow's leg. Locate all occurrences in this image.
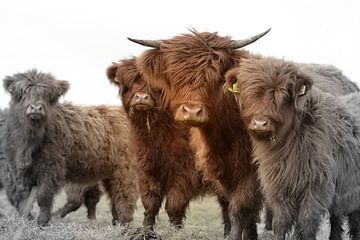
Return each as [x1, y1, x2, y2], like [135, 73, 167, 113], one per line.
[217, 195, 231, 237]
[329, 214, 343, 240]
[54, 199, 82, 218]
[103, 174, 137, 226]
[348, 209, 360, 240]
[271, 201, 294, 240]
[228, 176, 261, 240]
[293, 194, 325, 240]
[138, 176, 162, 230]
[165, 177, 194, 229]
[84, 184, 101, 220]
[264, 203, 273, 231]
[36, 180, 60, 226]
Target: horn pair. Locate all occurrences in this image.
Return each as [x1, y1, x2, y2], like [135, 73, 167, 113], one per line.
[127, 28, 271, 49]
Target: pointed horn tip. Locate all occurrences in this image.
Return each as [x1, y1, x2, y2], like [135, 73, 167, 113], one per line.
[231, 27, 272, 49]
[261, 27, 272, 36]
[127, 37, 161, 48]
[127, 37, 142, 44]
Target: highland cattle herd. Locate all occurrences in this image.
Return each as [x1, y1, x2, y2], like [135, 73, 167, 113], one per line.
[0, 28, 360, 240]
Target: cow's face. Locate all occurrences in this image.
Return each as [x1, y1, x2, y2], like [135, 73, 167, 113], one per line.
[133, 29, 270, 127]
[3, 70, 69, 127]
[107, 59, 158, 117]
[225, 59, 313, 143]
[137, 32, 242, 127]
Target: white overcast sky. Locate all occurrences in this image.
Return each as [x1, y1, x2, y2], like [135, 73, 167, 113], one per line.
[0, 0, 359, 108]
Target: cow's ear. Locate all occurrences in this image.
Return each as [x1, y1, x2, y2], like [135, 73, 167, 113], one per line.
[292, 68, 313, 110]
[106, 63, 120, 85]
[137, 49, 170, 94]
[294, 71, 313, 97]
[224, 68, 240, 93]
[3, 76, 15, 94]
[57, 80, 70, 97]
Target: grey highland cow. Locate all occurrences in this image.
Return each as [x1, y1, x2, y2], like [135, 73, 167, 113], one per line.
[226, 58, 360, 240]
[3, 69, 138, 226]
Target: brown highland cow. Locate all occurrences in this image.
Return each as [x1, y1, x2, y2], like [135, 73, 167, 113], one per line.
[225, 58, 360, 240]
[106, 58, 230, 235]
[3, 70, 138, 226]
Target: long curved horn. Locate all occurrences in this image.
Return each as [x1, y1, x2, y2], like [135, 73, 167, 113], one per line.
[127, 37, 161, 49]
[231, 28, 271, 49]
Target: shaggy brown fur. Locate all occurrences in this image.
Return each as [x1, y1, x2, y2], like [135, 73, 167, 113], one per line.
[54, 183, 102, 220]
[135, 31, 263, 240]
[3, 70, 138, 226]
[225, 58, 360, 240]
[107, 58, 230, 234]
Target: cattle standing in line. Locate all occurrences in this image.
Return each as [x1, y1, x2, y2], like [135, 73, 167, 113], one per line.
[2, 70, 138, 226]
[225, 58, 360, 240]
[129, 29, 359, 240]
[107, 58, 230, 235]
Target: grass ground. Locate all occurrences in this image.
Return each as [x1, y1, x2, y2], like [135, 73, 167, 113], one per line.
[0, 189, 345, 240]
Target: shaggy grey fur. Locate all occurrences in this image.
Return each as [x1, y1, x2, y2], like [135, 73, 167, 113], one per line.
[298, 63, 359, 95]
[2, 69, 137, 226]
[1, 110, 102, 220]
[265, 88, 360, 240]
[233, 59, 360, 240]
[0, 108, 22, 210]
[258, 63, 358, 233]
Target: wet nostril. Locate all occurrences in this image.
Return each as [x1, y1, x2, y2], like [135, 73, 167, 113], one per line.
[195, 107, 202, 114]
[183, 105, 190, 113]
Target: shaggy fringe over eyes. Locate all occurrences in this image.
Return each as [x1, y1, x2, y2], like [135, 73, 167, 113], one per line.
[230, 58, 314, 118]
[160, 31, 237, 89]
[3, 69, 69, 104]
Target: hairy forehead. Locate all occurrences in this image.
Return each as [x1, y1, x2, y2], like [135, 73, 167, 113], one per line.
[116, 59, 142, 85]
[162, 31, 234, 52]
[14, 76, 56, 92]
[240, 59, 296, 87]
[235, 60, 298, 107]
[159, 33, 237, 89]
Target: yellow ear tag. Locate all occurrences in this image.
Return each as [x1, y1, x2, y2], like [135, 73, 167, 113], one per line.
[298, 85, 306, 96]
[228, 82, 241, 93]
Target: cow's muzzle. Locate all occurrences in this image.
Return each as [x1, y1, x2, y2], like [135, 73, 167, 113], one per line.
[130, 92, 154, 111]
[175, 103, 209, 127]
[26, 103, 45, 120]
[248, 115, 275, 140]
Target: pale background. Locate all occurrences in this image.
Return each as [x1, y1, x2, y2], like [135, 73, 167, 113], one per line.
[0, 0, 359, 108]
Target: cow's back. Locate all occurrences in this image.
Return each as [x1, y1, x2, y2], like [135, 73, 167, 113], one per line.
[298, 63, 358, 95]
[56, 103, 129, 182]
